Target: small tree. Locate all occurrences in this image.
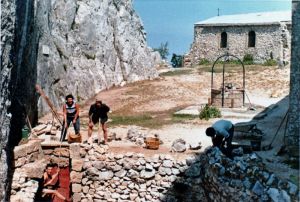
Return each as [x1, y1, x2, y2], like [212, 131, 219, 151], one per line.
[171, 53, 183, 68]
[154, 42, 169, 60]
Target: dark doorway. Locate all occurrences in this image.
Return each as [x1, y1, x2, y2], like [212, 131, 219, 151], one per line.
[220, 32, 227, 48]
[248, 31, 256, 47]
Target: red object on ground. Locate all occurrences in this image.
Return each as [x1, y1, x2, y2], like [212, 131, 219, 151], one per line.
[53, 167, 70, 202]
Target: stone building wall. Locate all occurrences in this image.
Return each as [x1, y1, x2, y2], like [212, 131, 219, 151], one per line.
[186, 24, 291, 66]
[287, 1, 300, 157]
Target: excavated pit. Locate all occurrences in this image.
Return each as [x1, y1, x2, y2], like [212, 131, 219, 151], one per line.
[9, 140, 299, 202]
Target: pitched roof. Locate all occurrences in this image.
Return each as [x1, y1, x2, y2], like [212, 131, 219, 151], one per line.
[195, 11, 291, 26]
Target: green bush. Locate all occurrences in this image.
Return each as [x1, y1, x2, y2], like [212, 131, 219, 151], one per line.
[216, 59, 240, 65]
[263, 59, 277, 66]
[199, 105, 222, 120]
[243, 54, 254, 65]
[199, 58, 210, 65]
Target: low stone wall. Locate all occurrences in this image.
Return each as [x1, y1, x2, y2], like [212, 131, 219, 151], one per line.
[9, 141, 299, 201]
[69, 143, 299, 202]
[69, 143, 207, 202]
[11, 140, 47, 202]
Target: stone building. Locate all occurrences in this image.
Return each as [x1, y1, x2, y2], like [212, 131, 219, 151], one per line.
[185, 11, 291, 66]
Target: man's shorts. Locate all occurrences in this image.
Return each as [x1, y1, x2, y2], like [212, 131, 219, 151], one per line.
[92, 117, 108, 125]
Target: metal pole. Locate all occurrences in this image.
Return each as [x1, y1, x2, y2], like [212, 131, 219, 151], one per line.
[222, 60, 225, 107]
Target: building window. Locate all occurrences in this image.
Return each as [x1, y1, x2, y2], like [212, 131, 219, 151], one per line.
[220, 32, 227, 48]
[248, 31, 256, 47]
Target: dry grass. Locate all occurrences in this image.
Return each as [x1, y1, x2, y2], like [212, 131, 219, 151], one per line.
[75, 64, 289, 129]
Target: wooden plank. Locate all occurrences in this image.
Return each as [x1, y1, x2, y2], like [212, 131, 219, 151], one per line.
[33, 124, 47, 132]
[35, 84, 63, 126]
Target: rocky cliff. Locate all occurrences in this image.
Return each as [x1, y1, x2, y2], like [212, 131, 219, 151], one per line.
[1, 0, 160, 199]
[35, 0, 160, 114]
[1, 0, 38, 200]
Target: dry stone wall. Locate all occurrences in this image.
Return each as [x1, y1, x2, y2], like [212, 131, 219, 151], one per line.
[69, 143, 207, 202]
[6, 140, 300, 201]
[43, 146, 70, 168]
[186, 24, 291, 66]
[69, 143, 299, 202]
[10, 140, 46, 202]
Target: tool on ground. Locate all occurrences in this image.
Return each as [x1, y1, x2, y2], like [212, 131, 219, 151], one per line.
[262, 110, 289, 151]
[244, 90, 256, 111]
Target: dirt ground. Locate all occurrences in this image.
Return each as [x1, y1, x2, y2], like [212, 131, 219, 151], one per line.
[41, 64, 298, 182]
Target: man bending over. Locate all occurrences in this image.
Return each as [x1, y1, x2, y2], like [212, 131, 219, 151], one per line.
[206, 119, 234, 156]
[87, 99, 110, 144]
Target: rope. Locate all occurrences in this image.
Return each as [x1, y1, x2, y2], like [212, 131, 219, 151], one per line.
[268, 109, 289, 148]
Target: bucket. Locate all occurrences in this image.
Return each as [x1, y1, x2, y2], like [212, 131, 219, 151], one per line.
[21, 126, 30, 139]
[251, 140, 261, 151]
[145, 137, 160, 150]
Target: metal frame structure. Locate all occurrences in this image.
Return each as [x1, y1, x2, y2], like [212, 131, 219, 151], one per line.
[211, 53, 245, 107]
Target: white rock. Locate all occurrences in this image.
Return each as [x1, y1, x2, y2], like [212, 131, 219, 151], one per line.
[140, 169, 156, 179]
[162, 160, 173, 168]
[99, 171, 114, 180]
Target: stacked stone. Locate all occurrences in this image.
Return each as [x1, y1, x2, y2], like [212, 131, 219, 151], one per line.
[13, 140, 43, 168]
[211, 89, 244, 108]
[203, 147, 299, 202]
[11, 180, 40, 202]
[69, 143, 299, 202]
[69, 143, 207, 202]
[11, 140, 47, 202]
[43, 147, 70, 167]
[32, 120, 61, 136]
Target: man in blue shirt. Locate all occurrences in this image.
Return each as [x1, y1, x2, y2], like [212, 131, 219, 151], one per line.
[206, 119, 234, 152]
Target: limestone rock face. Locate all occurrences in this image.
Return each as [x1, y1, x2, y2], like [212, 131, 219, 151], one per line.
[1, 0, 38, 200]
[35, 0, 161, 114]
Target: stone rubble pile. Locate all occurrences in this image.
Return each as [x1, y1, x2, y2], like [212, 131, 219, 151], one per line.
[127, 128, 147, 146]
[33, 120, 61, 136]
[203, 147, 299, 202]
[127, 128, 161, 147]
